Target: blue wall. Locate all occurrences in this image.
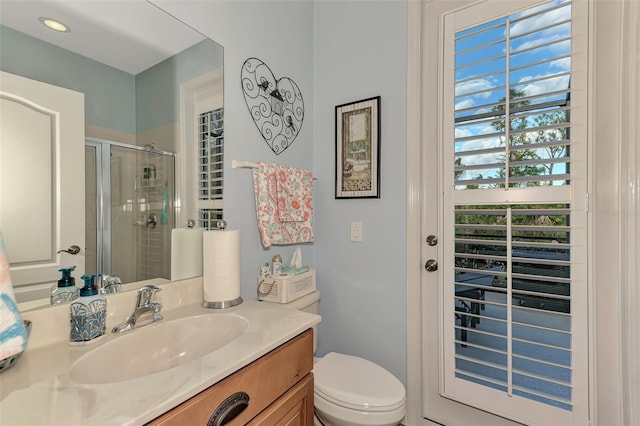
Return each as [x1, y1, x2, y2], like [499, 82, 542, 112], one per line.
[312, 1, 408, 385]
[136, 39, 224, 133]
[154, 0, 408, 386]
[152, 0, 316, 304]
[0, 25, 136, 134]
[0, 25, 223, 136]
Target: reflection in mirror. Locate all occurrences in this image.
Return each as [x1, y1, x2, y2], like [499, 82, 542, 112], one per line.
[0, 1, 223, 309]
[85, 139, 176, 285]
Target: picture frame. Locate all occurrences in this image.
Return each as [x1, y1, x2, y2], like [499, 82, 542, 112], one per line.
[335, 96, 381, 199]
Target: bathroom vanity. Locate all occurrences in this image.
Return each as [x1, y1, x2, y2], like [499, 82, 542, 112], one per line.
[0, 277, 320, 425]
[149, 329, 314, 425]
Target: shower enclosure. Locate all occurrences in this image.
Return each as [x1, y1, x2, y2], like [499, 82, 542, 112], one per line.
[85, 138, 175, 284]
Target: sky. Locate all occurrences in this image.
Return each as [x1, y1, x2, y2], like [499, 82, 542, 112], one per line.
[452, 0, 572, 186]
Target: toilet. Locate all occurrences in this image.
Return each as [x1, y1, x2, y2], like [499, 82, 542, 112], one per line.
[261, 291, 406, 426]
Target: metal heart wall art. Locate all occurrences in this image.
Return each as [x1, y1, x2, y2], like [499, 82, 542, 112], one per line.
[241, 58, 304, 155]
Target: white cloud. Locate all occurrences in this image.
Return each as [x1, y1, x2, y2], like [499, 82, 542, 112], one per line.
[475, 107, 493, 115]
[456, 121, 502, 140]
[463, 153, 503, 167]
[550, 57, 571, 71]
[455, 128, 473, 139]
[510, 3, 571, 38]
[513, 35, 570, 55]
[455, 98, 476, 110]
[458, 136, 503, 154]
[517, 74, 570, 97]
[455, 137, 505, 180]
[455, 78, 495, 97]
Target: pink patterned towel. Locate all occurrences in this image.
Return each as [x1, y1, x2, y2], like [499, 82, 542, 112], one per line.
[252, 163, 314, 247]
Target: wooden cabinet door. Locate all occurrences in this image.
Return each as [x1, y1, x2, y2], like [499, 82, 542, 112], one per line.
[248, 373, 314, 426]
[148, 329, 313, 426]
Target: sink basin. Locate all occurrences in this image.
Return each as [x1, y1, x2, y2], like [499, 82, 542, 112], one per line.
[70, 314, 248, 384]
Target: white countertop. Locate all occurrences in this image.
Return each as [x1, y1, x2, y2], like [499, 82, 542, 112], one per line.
[0, 278, 321, 425]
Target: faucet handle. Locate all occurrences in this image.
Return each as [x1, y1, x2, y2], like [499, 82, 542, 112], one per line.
[136, 285, 161, 307]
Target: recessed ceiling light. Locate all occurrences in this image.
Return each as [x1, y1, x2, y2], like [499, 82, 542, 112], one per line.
[39, 17, 70, 33]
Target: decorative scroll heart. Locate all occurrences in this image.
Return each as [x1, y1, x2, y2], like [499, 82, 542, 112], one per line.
[241, 58, 304, 155]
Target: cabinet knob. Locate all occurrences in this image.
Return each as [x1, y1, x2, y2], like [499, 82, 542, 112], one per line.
[207, 392, 250, 426]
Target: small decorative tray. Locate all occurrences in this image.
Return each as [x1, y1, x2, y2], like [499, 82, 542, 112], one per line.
[0, 320, 32, 373]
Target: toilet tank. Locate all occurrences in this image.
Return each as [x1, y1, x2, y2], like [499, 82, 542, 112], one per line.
[261, 290, 320, 352]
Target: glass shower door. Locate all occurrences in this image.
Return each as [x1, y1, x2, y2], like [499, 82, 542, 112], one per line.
[85, 139, 175, 283]
[124, 146, 175, 282]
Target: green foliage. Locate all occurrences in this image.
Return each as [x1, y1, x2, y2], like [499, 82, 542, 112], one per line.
[456, 89, 569, 188]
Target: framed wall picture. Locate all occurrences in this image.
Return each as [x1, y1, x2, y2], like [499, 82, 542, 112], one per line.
[335, 96, 381, 199]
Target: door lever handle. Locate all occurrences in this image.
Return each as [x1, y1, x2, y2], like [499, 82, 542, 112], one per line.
[57, 245, 81, 255]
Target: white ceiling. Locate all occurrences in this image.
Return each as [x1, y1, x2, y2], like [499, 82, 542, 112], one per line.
[0, 0, 209, 75]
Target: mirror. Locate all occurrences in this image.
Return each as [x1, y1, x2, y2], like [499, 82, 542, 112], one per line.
[0, 0, 223, 309]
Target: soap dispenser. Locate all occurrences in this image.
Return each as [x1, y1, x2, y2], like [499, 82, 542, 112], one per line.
[51, 266, 79, 305]
[69, 274, 107, 345]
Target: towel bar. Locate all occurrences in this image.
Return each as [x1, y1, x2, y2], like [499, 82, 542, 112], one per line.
[232, 160, 316, 180]
[231, 160, 259, 169]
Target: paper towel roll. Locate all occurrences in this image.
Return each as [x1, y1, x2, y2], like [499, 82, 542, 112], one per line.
[202, 229, 242, 307]
[171, 228, 204, 281]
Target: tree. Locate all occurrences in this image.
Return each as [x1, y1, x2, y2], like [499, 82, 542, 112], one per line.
[533, 110, 569, 185]
[458, 89, 569, 189]
[490, 89, 546, 187]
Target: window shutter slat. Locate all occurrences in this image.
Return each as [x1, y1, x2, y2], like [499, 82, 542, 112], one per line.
[452, 0, 572, 190]
[452, 203, 573, 411]
[196, 106, 224, 229]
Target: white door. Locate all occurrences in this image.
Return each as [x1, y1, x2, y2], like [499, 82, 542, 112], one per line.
[0, 71, 85, 301]
[417, 1, 591, 425]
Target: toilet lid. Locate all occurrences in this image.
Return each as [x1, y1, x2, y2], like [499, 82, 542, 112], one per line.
[313, 352, 406, 412]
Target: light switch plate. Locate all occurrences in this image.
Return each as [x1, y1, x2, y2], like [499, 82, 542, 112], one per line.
[350, 222, 363, 242]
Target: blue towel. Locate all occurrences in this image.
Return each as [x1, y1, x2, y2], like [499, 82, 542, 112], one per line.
[0, 232, 28, 360]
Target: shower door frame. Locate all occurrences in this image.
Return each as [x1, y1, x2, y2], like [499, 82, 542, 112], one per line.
[86, 137, 176, 277]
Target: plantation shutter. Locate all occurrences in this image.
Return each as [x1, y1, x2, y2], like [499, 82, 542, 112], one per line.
[196, 107, 224, 229]
[441, 1, 589, 424]
[452, 0, 573, 190]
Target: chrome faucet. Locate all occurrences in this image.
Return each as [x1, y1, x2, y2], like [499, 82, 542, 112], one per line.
[98, 274, 122, 294]
[112, 285, 163, 333]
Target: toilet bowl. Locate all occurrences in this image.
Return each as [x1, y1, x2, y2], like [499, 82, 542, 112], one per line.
[313, 352, 406, 426]
[261, 291, 406, 426]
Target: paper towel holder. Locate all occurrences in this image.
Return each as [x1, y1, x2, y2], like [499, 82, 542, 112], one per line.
[201, 220, 242, 309]
[202, 297, 243, 309]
